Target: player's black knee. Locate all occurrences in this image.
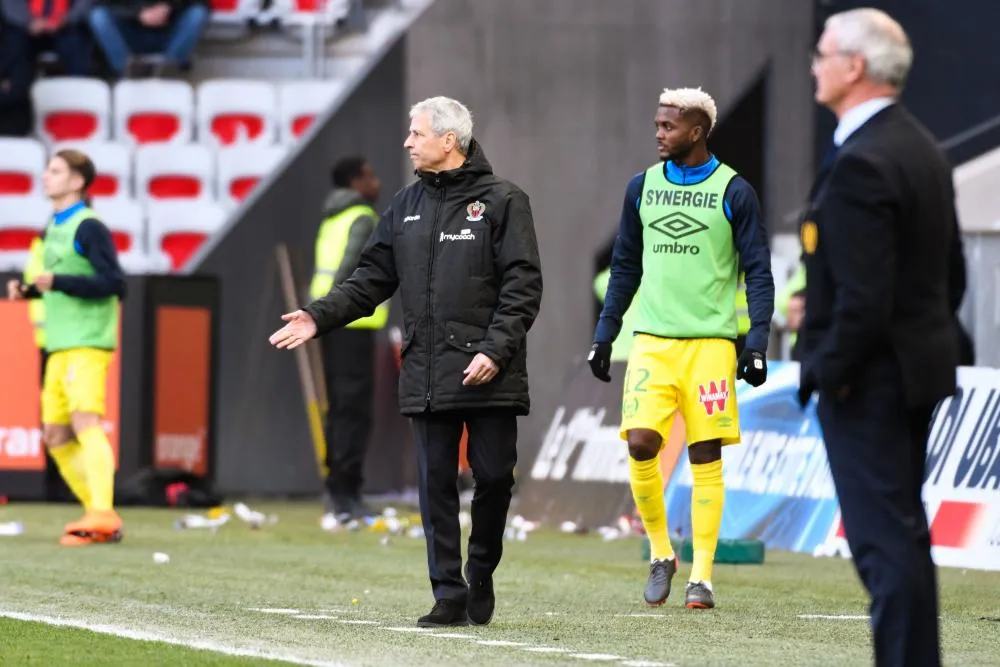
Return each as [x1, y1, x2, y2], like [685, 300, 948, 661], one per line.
[627, 429, 662, 461]
[688, 439, 722, 464]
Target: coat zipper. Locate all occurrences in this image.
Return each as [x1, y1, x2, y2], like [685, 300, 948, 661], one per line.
[425, 180, 445, 406]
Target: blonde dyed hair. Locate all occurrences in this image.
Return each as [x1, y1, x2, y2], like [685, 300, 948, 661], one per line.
[658, 87, 718, 134]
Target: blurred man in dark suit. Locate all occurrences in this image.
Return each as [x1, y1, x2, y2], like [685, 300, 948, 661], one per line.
[798, 8, 967, 667]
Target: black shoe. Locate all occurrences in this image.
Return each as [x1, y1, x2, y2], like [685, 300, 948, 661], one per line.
[465, 564, 495, 626]
[348, 498, 376, 519]
[416, 599, 469, 628]
[643, 557, 678, 606]
[329, 494, 353, 521]
[684, 581, 715, 609]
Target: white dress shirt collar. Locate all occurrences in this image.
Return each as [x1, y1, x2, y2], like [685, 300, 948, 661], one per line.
[833, 97, 896, 146]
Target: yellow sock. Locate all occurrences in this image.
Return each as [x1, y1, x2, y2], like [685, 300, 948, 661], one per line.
[690, 459, 725, 584]
[76, 426, 115, 512]
[629, 454, 674, 561]
[47, 440, 91, 510]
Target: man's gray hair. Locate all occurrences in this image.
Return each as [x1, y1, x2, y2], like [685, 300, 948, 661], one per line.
[826, 8, 913, 89]
[409, 96, 474, 153]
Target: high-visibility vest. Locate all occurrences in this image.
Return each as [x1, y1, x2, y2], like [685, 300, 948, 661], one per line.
[735, 271, 750, 336]
[594, 267, 642, 362]
[309, 203, 388, 330]
[776, 262, 806, 346]
[23, 236, 46, 348]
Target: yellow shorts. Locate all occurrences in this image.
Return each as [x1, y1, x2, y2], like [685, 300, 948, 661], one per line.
[41, 348, 113, 425]
[620, 334, 740, 446]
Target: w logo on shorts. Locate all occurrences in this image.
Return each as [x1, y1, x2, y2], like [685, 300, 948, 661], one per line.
[698, 379, 729, 415]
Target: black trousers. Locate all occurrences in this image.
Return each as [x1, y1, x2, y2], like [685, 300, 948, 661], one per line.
[322, 328, 375, 500]
[817, 357, 941, 667]
[0, 22, 93, 78]
[411, 409, 518, 603]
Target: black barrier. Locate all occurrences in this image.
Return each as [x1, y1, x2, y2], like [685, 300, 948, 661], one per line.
[516, 359, 635, 530]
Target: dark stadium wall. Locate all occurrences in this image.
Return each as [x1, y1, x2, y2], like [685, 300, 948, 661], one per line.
[813, 0, 1000, 166]
[186, 40, 411, 496]
[406, 0, 815, 460]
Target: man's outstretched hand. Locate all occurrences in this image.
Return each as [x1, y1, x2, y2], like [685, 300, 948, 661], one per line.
[588, 342, 612, 382]
[269, 310, 317, 350]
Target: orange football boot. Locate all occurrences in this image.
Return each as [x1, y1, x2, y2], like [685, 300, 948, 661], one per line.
[62, 510, 124, 545]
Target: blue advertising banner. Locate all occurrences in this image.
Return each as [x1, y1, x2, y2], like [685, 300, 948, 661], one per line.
[664, 362, 840, 555]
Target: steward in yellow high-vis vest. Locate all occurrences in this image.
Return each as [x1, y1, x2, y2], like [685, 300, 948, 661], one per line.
[312, 156, 384, 521]
[310, 201, 388, 329]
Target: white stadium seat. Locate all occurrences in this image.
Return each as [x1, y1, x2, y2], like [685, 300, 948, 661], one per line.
[51, 141, 133, 203]
[92, 198, 145, 255]
[113, 79, 195, 145]
[0, 196, 49, 271]
[278, 80, 341, 142]
[215, 144, 286, 208]
[147, 200, 227, 270]
[196, 79, 277, 147]
[135, 144, 215, 205]
[206, 0, 263, 24]
[275, 0, 349, 26]
[31, 77, 111, 144]
[118, 249, 173, 274]
[0, 138, 46, 198]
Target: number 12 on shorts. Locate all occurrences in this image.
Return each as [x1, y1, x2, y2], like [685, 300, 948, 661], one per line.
[623, 367, 650, 394]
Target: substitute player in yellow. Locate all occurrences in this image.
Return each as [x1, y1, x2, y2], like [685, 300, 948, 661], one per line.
[6, 149, 126, 546]
[588, 88, 774, 609]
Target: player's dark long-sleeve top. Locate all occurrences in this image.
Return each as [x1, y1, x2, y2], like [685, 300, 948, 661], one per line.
[594, 155, 774, 353]
[22, 201, 127, 300]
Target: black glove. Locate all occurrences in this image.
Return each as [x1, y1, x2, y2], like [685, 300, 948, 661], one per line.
[588, 342, 612, 382]
[736, 347, 767, 387]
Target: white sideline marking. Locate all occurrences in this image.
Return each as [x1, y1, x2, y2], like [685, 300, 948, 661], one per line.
[256, 607, 671, 665]
[569, 654, 624, 662]
[616, 613, 664, 618]
[522, 647, 571, 653]
[0, 610, 347, 667]
[476, 640, 526, 647]
[250, 608, 302, 615]
[334, 620, 380, 625]
[293, 614, 340, 620]
[798, 614, 870, 620]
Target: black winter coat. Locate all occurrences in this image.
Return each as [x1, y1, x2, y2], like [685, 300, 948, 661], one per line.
[304, 140, 543, 415]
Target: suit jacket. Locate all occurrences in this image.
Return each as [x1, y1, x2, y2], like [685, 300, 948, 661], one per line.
[799, 103, 965, 408]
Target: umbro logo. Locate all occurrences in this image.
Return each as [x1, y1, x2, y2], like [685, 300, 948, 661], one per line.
[648, 212, 708, 240]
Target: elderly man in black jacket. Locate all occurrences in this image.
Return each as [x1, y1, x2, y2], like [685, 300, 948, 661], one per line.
[799, 8, 966, 667]
[270, 96, 543, 629]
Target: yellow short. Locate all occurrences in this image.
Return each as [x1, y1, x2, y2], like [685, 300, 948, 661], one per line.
[41, 348, 113, 425]
[620, 334, 740, 446]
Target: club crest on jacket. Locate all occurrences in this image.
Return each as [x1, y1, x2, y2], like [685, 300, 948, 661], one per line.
[466, 201, 486, 222]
